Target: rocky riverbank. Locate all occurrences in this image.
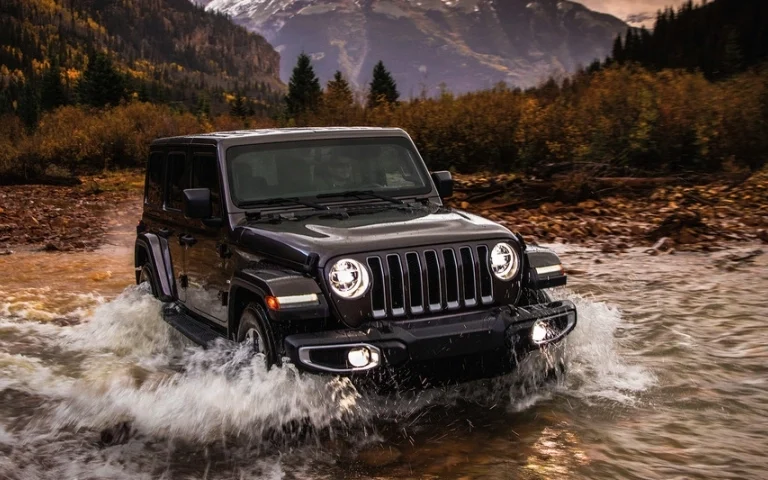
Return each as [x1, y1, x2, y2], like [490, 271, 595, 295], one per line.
[0, 172, 142, 255]
[1, 168, 766, 256]
[447, 168, 768, 254]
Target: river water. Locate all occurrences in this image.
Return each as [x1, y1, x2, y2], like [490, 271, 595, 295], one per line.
[1, 237, 766, 479]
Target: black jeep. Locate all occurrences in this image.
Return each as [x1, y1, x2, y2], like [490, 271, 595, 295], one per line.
[135, 127, 576, 386]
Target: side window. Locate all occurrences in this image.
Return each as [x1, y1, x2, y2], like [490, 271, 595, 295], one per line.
[146, 151, 164, 206]
[165, 151, 190, 210]
[192, 154, 222, 217]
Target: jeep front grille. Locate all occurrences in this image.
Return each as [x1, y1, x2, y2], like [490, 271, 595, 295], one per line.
[366, 245, 495, 319]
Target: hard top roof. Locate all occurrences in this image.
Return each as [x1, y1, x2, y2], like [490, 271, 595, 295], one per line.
[150, 126, 410, 148]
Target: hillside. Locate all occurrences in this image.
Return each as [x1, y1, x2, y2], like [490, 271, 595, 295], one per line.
[193, 0, 628, 95]
[0, 0, 284, 113]
[611, 0, 768, 79]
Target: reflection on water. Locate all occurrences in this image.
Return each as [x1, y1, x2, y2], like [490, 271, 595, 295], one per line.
[1, 243, 767, 479]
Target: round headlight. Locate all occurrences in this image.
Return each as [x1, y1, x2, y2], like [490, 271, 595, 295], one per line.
[490, 242, 519, 281]
[328, 258, 370, 299]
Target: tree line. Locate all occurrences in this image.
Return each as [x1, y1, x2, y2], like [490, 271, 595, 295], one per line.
[609, 0, 767, 79]
[3, 61, 766, 184]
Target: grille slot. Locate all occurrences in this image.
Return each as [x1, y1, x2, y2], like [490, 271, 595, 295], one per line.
[442, 249, 460, 309]
[367, 257, 386, 318]
[477, 245, 494, 304]
[405, 252, 424, 314]
[424, 250, 442, 311]
[386, 254, 406, 316]
[460, 247, 478, 307]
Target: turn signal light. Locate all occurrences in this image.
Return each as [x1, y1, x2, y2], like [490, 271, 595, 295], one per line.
[265, 295, 280, 311]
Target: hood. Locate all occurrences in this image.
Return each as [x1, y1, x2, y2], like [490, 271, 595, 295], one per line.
[232, 205, 515, 269]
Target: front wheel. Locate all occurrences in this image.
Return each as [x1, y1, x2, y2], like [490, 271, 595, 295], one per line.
[237, 303, 278, 367]
[138, 264, 158, 297]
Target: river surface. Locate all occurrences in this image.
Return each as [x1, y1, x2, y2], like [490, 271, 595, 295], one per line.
[1, 235, 767, 479]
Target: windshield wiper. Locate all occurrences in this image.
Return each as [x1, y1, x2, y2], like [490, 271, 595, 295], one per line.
[240, 197, 330, 211]
[316, 190, 404, 205]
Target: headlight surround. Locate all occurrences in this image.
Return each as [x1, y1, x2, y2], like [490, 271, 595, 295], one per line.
[328, 258, 370, 299]
[490, 242, 519, 281]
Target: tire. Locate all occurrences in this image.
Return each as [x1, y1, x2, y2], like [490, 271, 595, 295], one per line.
[237, 303, 278, 367]
[138, 263, 158, 297]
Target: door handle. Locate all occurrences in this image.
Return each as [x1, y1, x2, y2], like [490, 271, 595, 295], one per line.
[179, 234, 197, 247]
[157, 227, 172, 238]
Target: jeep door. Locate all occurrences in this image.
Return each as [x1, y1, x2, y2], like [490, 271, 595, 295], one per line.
[183, 147, 230, 325]
[163, 148, 194, 303]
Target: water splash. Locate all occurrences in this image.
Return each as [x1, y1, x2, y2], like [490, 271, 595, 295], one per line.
[552, 289, 655, 404]
[0, 281, 652, 451]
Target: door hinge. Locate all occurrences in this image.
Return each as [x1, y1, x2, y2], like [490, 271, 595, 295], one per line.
[179, 274, 188, 289]
[216, 242, 232, 259]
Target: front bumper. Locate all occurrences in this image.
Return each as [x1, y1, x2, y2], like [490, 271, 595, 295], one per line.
[284, 300, 577, 376]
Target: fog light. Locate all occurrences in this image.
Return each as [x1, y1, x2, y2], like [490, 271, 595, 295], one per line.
[531, 321, 549, 344]
[348, 347, 378, 368]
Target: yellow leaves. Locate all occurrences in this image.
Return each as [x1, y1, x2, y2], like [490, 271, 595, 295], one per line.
[64, 68, 81, 82]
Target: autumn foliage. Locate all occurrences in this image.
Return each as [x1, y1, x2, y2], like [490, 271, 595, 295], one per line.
[1, 64, 767, 184]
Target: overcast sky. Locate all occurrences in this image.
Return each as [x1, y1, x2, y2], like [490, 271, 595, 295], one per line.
[579, 0, 689, 26]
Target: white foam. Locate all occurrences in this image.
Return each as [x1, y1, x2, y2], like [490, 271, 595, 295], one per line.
[551, 288, 656, 403]
[0, 281, 653, 447]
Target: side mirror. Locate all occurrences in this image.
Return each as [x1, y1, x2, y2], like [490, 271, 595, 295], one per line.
[183, 188, 212, 219]
[430, 171, 453, 199]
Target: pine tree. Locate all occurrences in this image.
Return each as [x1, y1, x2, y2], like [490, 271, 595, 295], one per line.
[367, 60, 399, 108]
[18, 77, 40, 133]
[77, 52, 126, 108]
[322, 70, 355, 124]
[196, 92, 211, 118]
[40, 57, 67, 111]
[285, 53, 322, 117]
[326, 71, 354, 105]
[229, 90, 247, 118]
[611, 34, 625, 64]
[0, 89, 13, 116]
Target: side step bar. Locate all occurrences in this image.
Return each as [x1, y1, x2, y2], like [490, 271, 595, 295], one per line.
[163, 305, 230, 347]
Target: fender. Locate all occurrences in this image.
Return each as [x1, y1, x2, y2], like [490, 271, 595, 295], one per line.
[229, 268, 329, 333]
[524, 246, 568, 290]
[135, 234, 175, 302]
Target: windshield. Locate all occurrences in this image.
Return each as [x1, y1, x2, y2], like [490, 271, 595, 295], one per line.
[226, 136, 432, 207]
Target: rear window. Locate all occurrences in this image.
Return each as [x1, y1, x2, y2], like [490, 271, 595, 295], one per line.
[145, 151, 164, 206]
[165, 152, 190, 210]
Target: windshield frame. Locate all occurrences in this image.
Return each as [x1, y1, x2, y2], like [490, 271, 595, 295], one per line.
[224, 136, 435, 211]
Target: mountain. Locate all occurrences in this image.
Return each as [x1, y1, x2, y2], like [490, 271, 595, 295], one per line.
[0, 0, 283, 112]
[192, 0, 627, 95]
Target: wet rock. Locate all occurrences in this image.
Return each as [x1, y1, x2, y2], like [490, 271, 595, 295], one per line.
[647, 210, 708, 241]
[677, 228, 698, 245]
[652, 237, 672, 251]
